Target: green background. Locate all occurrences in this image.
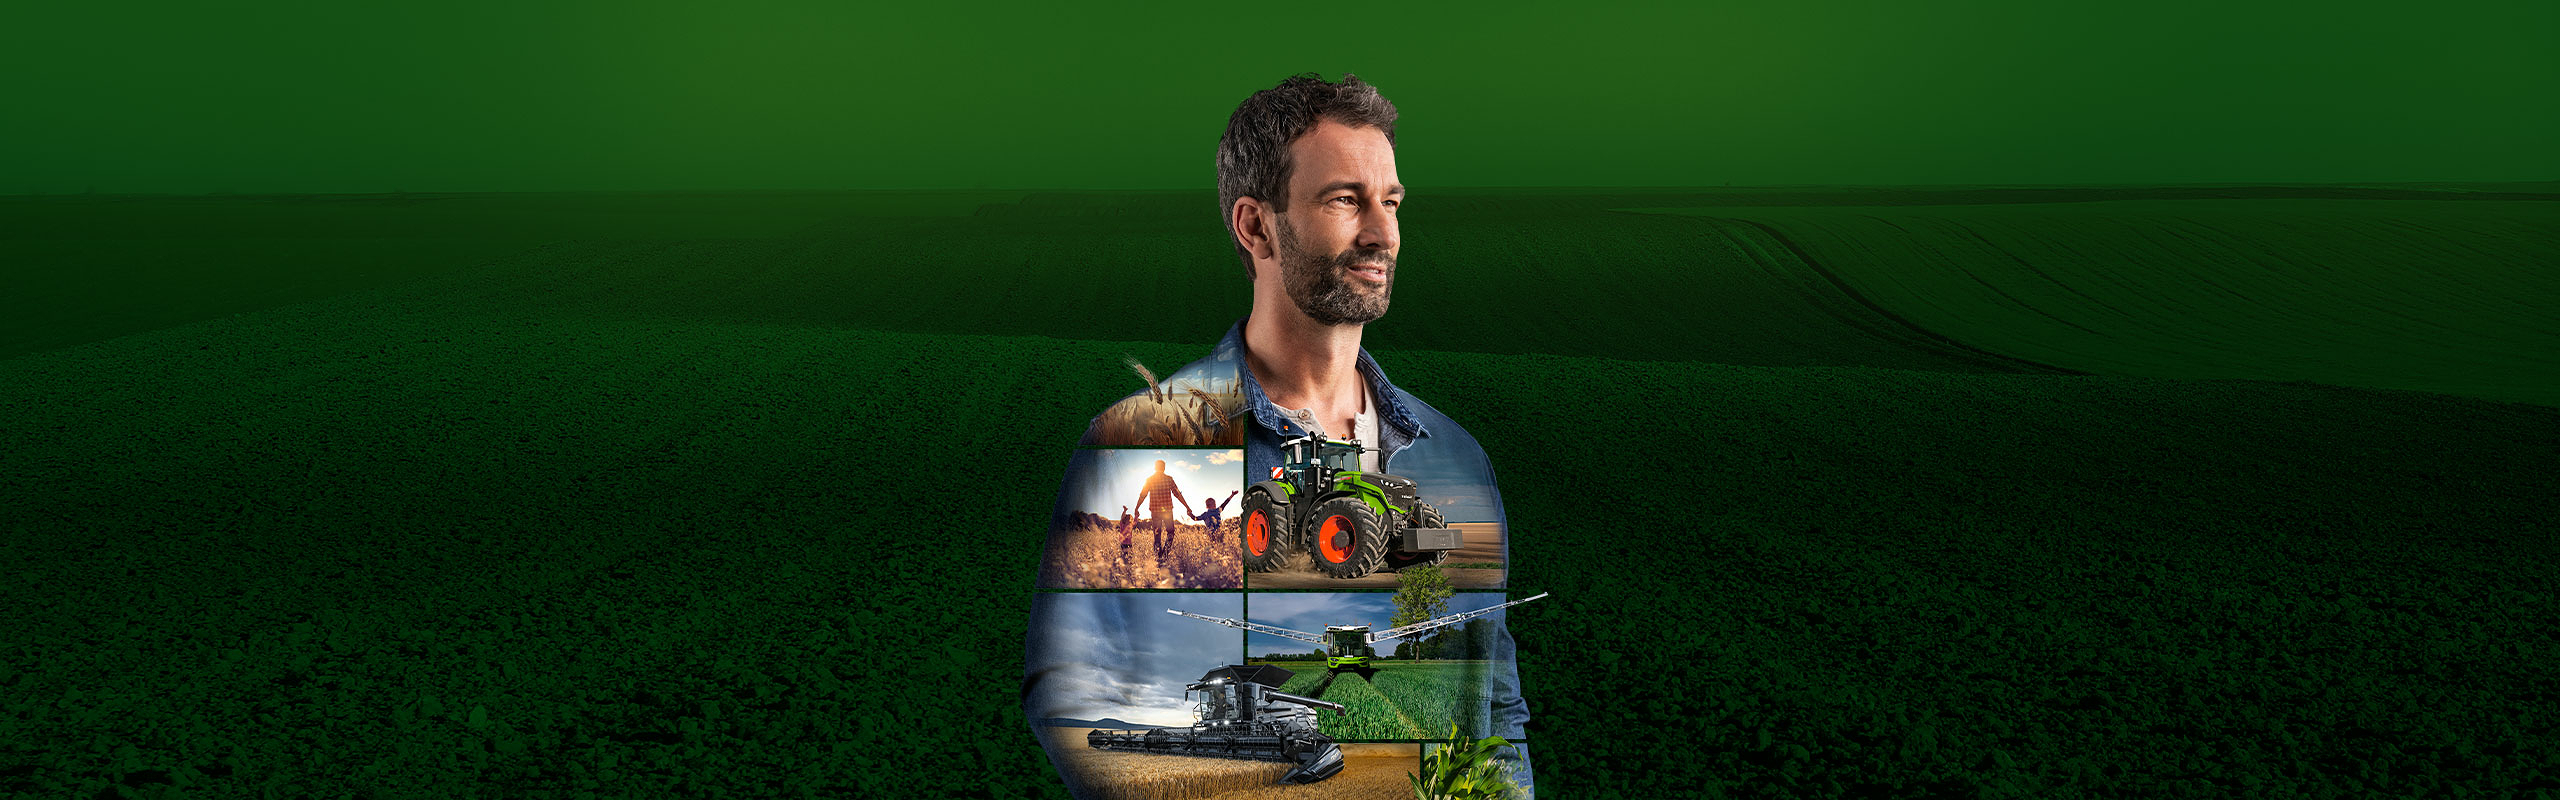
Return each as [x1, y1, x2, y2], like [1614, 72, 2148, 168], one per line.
[9, 0, 2557, 194]
[5, 3, 2558, 799]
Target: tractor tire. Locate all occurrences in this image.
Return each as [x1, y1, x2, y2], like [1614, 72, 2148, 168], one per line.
[1383, 502, 1451, 572]
[1240, 489, 1294, 573]
[1307, 496, 1389, 580]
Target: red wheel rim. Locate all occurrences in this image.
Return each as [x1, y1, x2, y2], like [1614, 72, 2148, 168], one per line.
[1318, 515, 1353, 564]
[1245, 509, 1269, 555]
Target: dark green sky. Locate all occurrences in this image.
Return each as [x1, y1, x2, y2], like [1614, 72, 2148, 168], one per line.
[11, 0, 2554, 193]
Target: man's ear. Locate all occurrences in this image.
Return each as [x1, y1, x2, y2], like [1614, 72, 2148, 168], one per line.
[1231, 196, 1278, 264]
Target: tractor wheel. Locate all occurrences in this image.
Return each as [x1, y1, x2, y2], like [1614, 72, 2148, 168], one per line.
[1307, 496, 1389, 579]
[1383, 502, 1451, 572]
[1240, 490, 1293, 573]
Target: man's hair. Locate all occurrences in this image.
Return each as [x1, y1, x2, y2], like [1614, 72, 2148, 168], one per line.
[1217, 73, 1399, 279]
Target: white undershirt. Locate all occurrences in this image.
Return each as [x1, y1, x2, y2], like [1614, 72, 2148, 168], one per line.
[1280, 381, 1380, 472]
[1352, 383, 1379, 472]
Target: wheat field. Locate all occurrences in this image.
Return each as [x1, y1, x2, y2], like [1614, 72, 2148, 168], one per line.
[1084, 386, 1247, 447]
[1040, 519, 1242, 589]
[1043, 728, 1414, 800]
[1196, 744, 1419, 800]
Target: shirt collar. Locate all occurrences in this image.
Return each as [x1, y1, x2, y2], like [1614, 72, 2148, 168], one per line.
[1223, 317, 1426, 441]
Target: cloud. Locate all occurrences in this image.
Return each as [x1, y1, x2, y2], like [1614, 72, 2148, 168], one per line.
[1207, 450, 1243, 465]
[1037, 662, 1197, 727]
[1027, 594, 1244, 726]
[1175, 460, 1202, 472]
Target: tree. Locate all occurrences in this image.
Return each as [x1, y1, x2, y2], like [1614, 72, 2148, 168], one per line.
[1390, 566, 1454, 660]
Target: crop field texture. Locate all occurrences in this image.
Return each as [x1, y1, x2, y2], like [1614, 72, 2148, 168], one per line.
[1193, 745, 1417, 800]
[1627, 199, 2560, 405]
[1037, 726, 1296, 800]
[2, 187, 2554, 797]
[1040, 728, 1413, 800]
[1262, 663, 1484, 740]
[0, 192, 1020, 361]
[1040, 520, 1241, 589]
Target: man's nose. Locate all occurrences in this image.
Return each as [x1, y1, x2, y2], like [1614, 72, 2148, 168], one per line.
[1358, 201, 1398, 253]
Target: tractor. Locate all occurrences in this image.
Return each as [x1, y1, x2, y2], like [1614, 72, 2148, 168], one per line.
[1239, 435, 1463, 579]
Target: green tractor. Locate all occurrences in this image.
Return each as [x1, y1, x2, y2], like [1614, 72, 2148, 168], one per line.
[1318, 626, 1379, 672]
[1240, 435, 1463, 579]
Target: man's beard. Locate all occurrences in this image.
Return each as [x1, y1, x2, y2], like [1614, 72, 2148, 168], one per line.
[1274, 215, 1394, 326]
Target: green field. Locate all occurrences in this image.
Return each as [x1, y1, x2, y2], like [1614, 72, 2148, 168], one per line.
[1628, 199, 2560, 404]
[3, 186, 2554, 797]
[1257, 661, 1489, 740]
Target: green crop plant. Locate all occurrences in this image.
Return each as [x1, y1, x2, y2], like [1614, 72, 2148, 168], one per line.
[1411, 724, 1523, 800]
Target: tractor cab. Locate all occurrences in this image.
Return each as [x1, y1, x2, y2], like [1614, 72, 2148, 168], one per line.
[1312, 438, 1364, 473]
[1322, 625, 1376, 670]
[1281, 436, 1368, 480]
[1191, 677, 1237, 723]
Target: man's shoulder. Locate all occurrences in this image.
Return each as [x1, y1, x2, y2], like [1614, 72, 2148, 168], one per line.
[1078, 346, 1246, 447]
[1387, 385, 1482, 447]
[1388, 385, 1459, 428]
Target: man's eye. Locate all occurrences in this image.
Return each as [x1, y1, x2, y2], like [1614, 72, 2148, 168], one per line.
[1333, 196, 1357, 206]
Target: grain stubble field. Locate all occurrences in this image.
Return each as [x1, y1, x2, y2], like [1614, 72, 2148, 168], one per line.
[2, 186, 2553, 798]
[1039, 728, 1413, 800]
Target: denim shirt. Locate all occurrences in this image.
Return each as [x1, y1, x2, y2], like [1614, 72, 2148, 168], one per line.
[1040, 318, 1535, 793]
[1234, 325, 1422, 473]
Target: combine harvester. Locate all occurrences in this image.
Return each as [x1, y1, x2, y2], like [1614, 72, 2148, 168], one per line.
[1086, 663, 1351, 784]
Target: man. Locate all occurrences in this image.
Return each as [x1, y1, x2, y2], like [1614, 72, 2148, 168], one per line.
[1213, 75, 1531, 793]
[1035, 74, 1534, 795]
[1130, 459, 1191, 555]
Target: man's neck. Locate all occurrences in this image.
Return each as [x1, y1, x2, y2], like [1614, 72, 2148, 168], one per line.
[1242, 308, 1367, 436]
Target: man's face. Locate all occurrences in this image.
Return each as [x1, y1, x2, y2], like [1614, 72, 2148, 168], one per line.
[1270, 119, 1402, 326]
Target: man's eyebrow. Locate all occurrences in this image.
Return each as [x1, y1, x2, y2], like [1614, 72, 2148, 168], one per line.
[1314, 181, 1407, 198]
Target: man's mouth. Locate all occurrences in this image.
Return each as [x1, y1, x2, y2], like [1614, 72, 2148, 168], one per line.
[1344, 263, 1390, 283]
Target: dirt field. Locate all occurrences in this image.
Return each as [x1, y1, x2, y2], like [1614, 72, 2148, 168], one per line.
[1249, 522, 1506, 589]
[1040, 728, 1415, 800]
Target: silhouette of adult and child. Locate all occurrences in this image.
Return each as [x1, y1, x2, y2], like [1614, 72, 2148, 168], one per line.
[1117, 460, 1240, 566]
